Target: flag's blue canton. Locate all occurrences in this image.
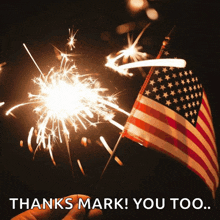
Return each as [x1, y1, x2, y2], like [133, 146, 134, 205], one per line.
[143, 51, 203, 126]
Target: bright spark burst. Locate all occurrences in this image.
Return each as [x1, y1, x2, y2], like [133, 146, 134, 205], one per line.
[67, 29, 78, 50]
[6, 42, 128, 167]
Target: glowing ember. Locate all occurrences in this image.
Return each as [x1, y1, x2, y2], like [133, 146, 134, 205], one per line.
[20, 140, 23, 147]
[81, 137, 88, 147]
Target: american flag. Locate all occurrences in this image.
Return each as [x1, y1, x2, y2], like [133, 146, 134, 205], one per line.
[122, 50, 219, 197]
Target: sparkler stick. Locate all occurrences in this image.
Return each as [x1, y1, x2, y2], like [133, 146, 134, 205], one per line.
[101, 27, 177, 178]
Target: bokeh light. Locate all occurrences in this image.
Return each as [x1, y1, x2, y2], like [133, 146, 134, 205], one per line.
[146, 8, 159, 20]
[127, 0, 148, 13]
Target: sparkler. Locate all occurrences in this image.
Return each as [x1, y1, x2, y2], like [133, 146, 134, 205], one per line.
[106, 24, 150, 76]
[6, 30, 128, 173]
[106, 24, 186, 77]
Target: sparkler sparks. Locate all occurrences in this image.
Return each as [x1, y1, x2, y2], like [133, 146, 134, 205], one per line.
[6, 39, 127, 170]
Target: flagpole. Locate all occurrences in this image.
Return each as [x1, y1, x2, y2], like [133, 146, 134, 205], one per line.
[100, 26, 175, 179]
[139, 26, 175, 95]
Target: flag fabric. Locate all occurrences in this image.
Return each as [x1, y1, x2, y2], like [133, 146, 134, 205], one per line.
[122, 50, 219, 197]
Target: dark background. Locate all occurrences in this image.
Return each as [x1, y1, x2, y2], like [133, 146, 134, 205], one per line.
[0, 0, 220, 219]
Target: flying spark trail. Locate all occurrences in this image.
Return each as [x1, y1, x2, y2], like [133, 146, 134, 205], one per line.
[77, 159, 86, 176]
[118, 58, 186, 70]
[6, 38, 128, 171]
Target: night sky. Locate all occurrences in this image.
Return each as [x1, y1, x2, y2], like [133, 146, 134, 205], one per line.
[1, 0, 220, 219]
